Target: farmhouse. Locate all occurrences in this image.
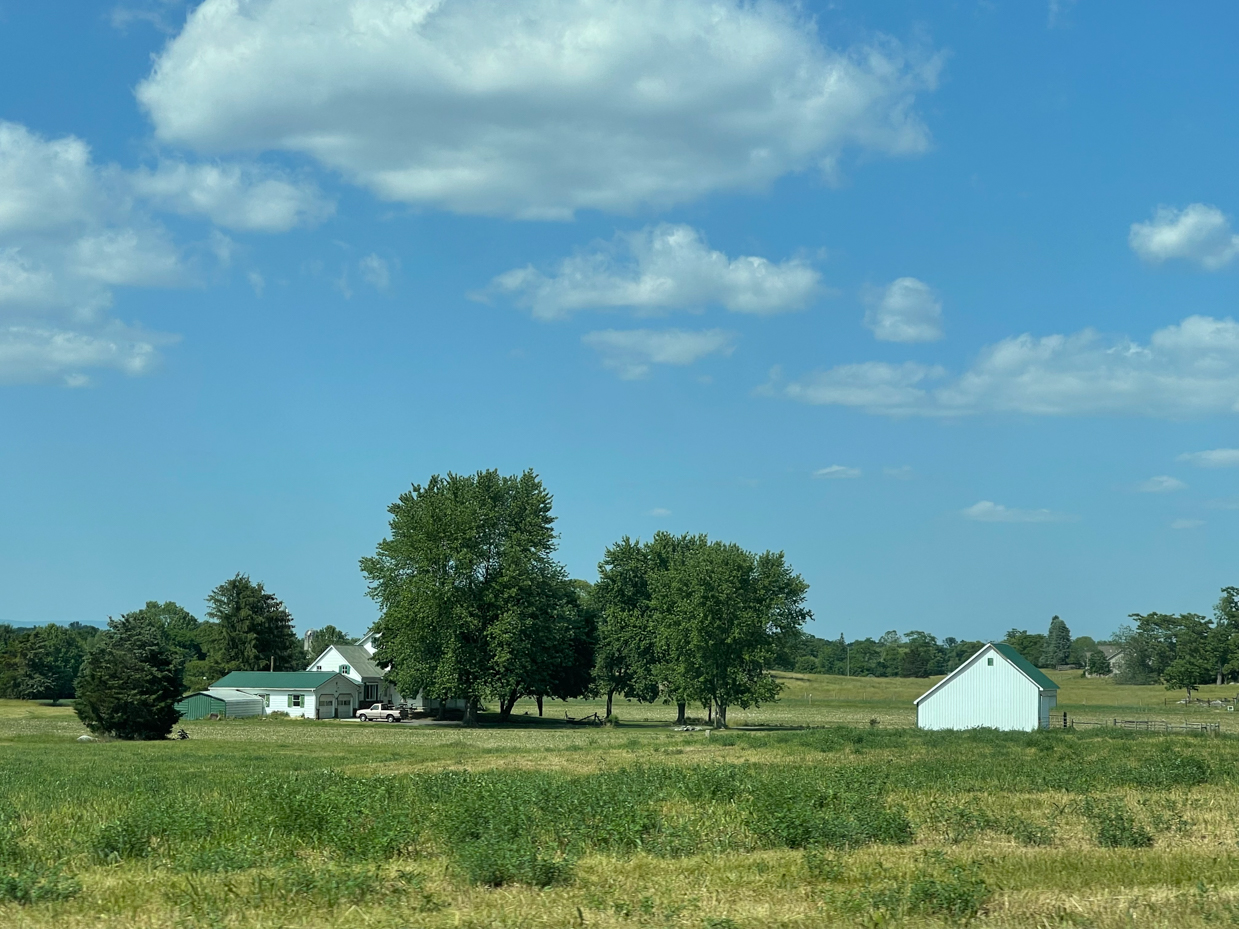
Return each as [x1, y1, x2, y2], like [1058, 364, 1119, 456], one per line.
[307, 643, 400, 706]
[914, 642, 1059, 731]
[211, 670, 361, 719]
[351, 629, 466, 713]
[174, 688, 264, 720]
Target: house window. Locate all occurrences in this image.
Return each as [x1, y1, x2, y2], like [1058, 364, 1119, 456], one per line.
[987, 657, 993, 666]
[315, 665, 323, 671]
[339, 665, 350, 675]
[260, 694, 270, 706]
[289, 694, 303, 707]
[364, 683, 379, 703]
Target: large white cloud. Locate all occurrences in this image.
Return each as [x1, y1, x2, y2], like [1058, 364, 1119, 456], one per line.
[0, 121, 183, 384]
[862, 277, 942, 342]
[488, 224, 821, 320]
[136, 0, 941, 219]
[773, 315, 1239, 418]
[582, 327, 734, 379]
[1130, 204, 1239, 270]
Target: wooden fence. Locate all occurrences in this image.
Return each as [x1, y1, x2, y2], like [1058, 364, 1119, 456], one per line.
[1058, 714, 1219, 734]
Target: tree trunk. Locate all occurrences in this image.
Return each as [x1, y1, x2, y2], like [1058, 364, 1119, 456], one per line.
[536, 694, 543, 717]
[463, 696, 479, 727]
[716, 703, 728, 728]
[606, 689, 614, 719]
[675, 701, 686, 725]
[707, 702, 712, 725]
[1219, 670, 1226, 686]
[498, 688, 519, 722]
[435, 698, 446, 721]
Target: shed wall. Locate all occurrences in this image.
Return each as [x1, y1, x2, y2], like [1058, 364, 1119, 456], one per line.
[917, 650, 1042, 731]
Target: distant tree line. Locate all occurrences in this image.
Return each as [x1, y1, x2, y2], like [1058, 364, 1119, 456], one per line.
[778, 614, 1111, 679]
[362, 469, 810, 727]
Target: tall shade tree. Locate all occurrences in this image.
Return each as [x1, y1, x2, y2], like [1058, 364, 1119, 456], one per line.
[654, 539, 810, 727]
[74, 611, 185, 740]
[1160, 613, 1215, 699]
[205, 574, 302, 673]
[361, 469, 589, 725]
[1040, 616, 1072, 668]
[592, 535, 672, 719]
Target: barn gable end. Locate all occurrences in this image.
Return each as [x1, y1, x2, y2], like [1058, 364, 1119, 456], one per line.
[915, 643, 1058, 731]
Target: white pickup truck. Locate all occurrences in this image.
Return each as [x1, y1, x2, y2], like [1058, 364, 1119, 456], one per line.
[355, 703, 405, 722]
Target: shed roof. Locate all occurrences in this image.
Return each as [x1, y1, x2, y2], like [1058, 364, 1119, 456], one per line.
[991, 643, 1059, 691]
[212, 671, 343, 690]
[203, 688, 265, 703]
[914, 642, 1059, 705]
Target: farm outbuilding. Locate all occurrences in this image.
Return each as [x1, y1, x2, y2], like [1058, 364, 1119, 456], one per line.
[174, 688, 265, 720]
[915, 643, 1059, 731]
[210, 670, 361, 719]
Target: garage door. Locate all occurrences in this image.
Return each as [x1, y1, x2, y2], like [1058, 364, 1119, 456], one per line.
[337, 695, 353, 719]
[319, 696, 334, 719]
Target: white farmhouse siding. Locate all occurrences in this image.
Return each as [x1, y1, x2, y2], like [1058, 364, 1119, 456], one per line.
[915, 643, 1059, 732]
[308, 644, 402, 705]
[211, 671, 361, 719]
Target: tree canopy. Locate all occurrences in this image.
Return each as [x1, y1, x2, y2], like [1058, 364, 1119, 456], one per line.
[205, 574, 302, 673]
[74, 610, 185, 740]
[361, 469, 594, 724]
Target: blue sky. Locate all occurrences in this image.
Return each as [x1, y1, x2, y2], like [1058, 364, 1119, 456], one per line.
[1, 0, 1237, 643]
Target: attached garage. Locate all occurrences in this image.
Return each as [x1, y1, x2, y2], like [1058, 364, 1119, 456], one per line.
[175, 688, 265, 720]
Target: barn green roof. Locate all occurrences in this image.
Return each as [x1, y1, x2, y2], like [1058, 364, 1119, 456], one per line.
[992, 643, 1059, 690]
[212, 671, 341, 690]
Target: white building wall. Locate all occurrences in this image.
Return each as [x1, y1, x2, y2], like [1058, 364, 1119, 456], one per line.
[917, 648, 1043, 731]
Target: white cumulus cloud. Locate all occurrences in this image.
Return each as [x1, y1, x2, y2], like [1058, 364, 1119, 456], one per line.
[1137, 475, 1186, 493]
[962, 501, 1073, 523]
[1129, 204, 1239, 270]
[1178, 448, 1239, 468]
[488, 224, 820, 320]
[774, 316, 1239, 418]
[582, 328, 734, 379]
[0, 121, 183, 385]
[863, 277, 942, 342]
[136, 0, 941, 219]
[814, 465, 861, 479]
[129, 161, 333, 232]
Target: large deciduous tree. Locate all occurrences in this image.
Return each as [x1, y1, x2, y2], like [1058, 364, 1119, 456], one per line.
[205, 575, 302, 673]
[361, 469, 593, 725]
[74, 611, 185, 740]
[654, 540, 810, 728]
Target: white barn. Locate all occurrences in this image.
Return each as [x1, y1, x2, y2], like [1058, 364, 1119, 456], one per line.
[915, 643, 1059, 731]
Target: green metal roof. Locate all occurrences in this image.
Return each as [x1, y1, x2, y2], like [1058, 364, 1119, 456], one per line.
[992, 643, 1059, 690]
[212, 671, 341, 690]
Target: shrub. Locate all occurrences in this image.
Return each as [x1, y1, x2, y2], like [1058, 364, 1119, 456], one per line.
[907, 860, 990, 925]
[745, 771, 913, 850]
[1083, 798, 1153, 848]
[74, 612, 185, 740]
[0, 867, 81, 905]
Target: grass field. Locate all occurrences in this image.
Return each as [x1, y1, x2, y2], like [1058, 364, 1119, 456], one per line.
[4, 673, 1239, 928]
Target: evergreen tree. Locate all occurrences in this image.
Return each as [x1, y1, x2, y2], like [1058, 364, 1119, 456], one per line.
[74, 611, 185, 740]
[10, 624, 85, 704]
[1040, 615, 1072, 668]
[205, 574, 302, 673]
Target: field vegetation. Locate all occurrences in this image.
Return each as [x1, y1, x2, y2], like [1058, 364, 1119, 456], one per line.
[5, 671, 1239, 928]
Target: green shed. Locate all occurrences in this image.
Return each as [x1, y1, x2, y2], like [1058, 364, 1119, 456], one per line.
[175, 688, 265, 720]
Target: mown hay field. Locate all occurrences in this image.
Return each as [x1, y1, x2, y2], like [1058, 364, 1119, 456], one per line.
[4, 672, 1239, 928]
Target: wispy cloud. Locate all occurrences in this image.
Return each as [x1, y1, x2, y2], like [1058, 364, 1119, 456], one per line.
[962, 501, 1074, 523]
[582, 328, 734, 380]
[1137, 475, 1186, 493]
[1179, 448, 1239, 468]
[649, 507, 671, 517]
[773, 316, 1239, 418]
[884, 466, 914, 480]
[814, 465, 861, 479]
[1171, 518, 1204, 530]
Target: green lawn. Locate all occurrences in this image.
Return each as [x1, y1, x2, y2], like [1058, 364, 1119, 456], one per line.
[3, 675, 1239, 928]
